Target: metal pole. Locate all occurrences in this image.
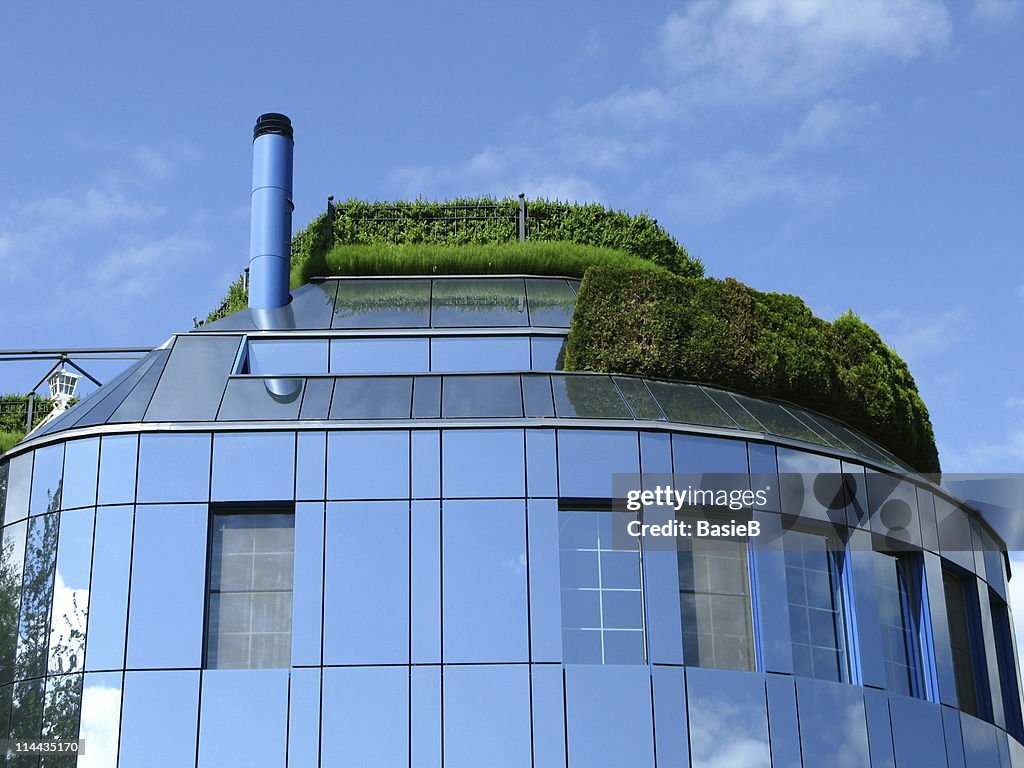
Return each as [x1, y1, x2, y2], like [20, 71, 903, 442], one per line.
[25, 393, 34, 432]
[518, 193, 526, 242]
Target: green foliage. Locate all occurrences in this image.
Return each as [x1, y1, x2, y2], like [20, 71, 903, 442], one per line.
[322, 241, 670, 279]
[565, 267, 940, 474]
[0, 394, 55, 436]
[0, 432, 23, 455]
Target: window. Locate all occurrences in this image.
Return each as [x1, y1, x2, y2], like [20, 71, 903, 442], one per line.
[784, 530, 848, 682]
[875, 552, 927, 697]
[558, 508, 645, 664]
[206, 509, 295, 669]
[991, 593, 1024, 741]
[677, 526, 755, 671]
[942, 570, 988, 718]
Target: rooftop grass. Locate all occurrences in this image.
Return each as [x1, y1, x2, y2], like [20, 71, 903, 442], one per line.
[565, 266, 940, 474]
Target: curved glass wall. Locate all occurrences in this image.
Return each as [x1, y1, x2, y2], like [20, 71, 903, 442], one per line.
[1, 273, 1020, 767]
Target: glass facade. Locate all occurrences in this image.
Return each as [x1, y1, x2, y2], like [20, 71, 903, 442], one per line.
[0, 274, 1020, 767]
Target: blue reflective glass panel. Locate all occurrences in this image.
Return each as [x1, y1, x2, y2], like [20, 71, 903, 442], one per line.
[329, 377, 411, 419]
[136, 433, 211, 504]
[97, 435, 137, 506]
[442, 429, 524, 498]
[557, 429, 639, 499]
[528, 500, 563, 662]
[687, 667, 772, 768]
[430, 278, 528, 327]
[430, 336, 530, 372]
[326, 431, 409, 499]
[298, 377, 333, 420]
[526, 278, 576, 326]
[329, 338, 429, 373]
[17, 512, 59, 681]
[444, 665, 532, 768]
[198, 669, 288, 768]
[144, 335, 241, 422]
[119, 670, 199, 768]
[412, 376, 441, 418]
[890, 694, 947, 767]
[324, 501, 409, 664]
[29, 444, 63, 516]
[944, 570, 986, 718]
[531, 664, 567, 768]
[523, 375, 555, 417]
[412, 430, 440, 498]
[79, 671, 121, 768]
[47, 507, 94, 676]
[442, 499, 527, 662]
[332, 278, 430, 329]
[411, 501, 441, 663]
[552, 374, 631, 419]
[60, 439, 98, 510]
[211, 432, 295, 501]
[565, 665, 655, 768]
[216, 377, 303, 420]
[795, 678, 870, 766]
[614, 377, 665, 421]
[0, 521, 27, 685]
[441, 375, 523, 418]
[4, 453, 32, 525]
[127, 505, 207, 668]
[85, 506, 132, 672]
[531, 336, 565, 370]
[248, 338, 327, 374]
[647, 380, 736, 428]
[322, 666, 408, 766]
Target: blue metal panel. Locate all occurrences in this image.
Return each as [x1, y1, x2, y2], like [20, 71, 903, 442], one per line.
[288, 668, 321, 767]
[890, 694, 947, 767]
[198, 669, 288, 767]
[322, 666, 408, 766]
[295, 431, 326, 501]
[527, 499, 562, 662]
[864, 688, 896, 768]
[924, 551, 959, 707]
[942, 704, 967, 768]
[291, 502, 324, 666]
[526, 429, 557, 497]
[652, 666, 689, 767]
[412, 430, 440, 499]
[849, 529, 887, 689]
[565, 665, 655, 767]
[411, 500, 441, 663]
[751, 511, 794, 674]
[765, 674, 801, 768]
[444, 665, 532, 767]
[643, 495, 683, 665]
[960, 713, 1000, 768]
[795, 678, 870, 766]
[211, 431, 295, 501]
[120, 670, 200, 768]
[531, 664, 567, 768]
[411, 666, 441, 768]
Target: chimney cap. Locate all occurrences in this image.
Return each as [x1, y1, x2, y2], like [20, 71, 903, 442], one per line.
[253, 113, 293, 141]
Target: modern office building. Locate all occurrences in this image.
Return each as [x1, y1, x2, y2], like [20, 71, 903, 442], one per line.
[0, 116, 1021, 767]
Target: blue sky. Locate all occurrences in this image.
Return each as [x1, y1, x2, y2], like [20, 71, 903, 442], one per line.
[0, 2, 1021, 467]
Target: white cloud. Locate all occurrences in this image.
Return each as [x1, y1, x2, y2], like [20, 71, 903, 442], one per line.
[672, 148, 842, 219]
[88, 234, 212, 298]
[79, 683, 121, 768]
[779, 99, 879, 153]
[866, 307, 969, 363]
[1007, 397, 1024, 412]
[941, 430, 1024, 473]
[1017, 283, 1024, 298]
[657, 0, 952, 104]
[972, 0, 1023, 22]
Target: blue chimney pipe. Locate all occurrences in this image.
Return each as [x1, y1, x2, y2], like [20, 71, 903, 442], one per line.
[248, 113, 294, 312]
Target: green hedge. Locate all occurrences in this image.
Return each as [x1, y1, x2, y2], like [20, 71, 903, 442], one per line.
[564, 266, 940, 474]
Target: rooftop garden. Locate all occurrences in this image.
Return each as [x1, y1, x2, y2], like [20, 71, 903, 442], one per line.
[208, 196, 936, 474]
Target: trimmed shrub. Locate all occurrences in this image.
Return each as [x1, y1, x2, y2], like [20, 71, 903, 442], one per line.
[564, 266, 939, 474]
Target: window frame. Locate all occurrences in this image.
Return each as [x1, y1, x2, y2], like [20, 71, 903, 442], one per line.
[203, 502, 297, 670]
